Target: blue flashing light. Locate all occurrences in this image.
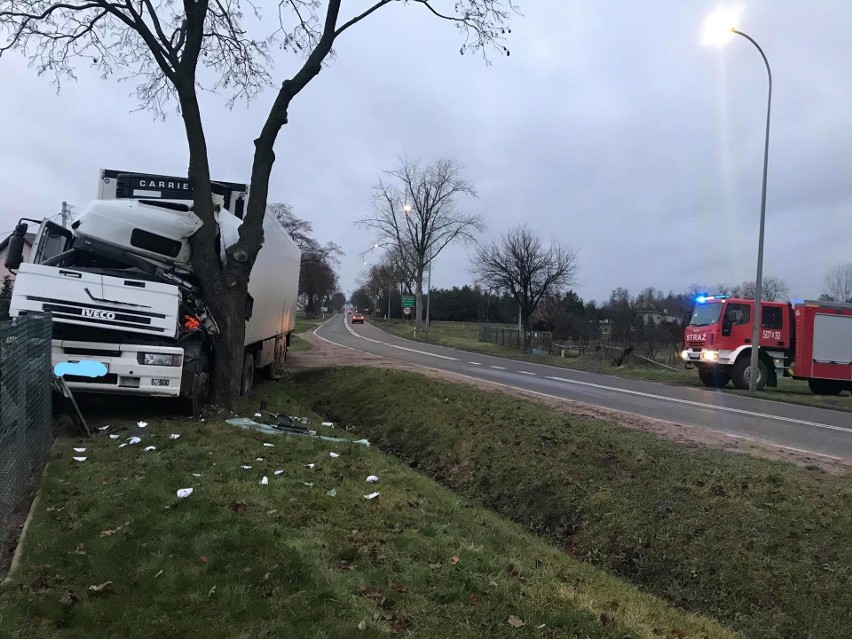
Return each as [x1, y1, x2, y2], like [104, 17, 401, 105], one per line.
[694, 294, 729, 304]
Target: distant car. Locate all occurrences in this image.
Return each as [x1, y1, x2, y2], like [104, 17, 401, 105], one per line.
[347, 309, 353, 315]
[351, 313, 365, 324]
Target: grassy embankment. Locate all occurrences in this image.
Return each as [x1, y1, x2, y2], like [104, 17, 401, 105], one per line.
[0, 382, 734, 639]
[372, 318, 852, 411]
[289, 314, 326, 352]
[295, 366, 852, 639]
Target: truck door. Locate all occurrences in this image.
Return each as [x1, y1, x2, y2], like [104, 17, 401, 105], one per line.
[722, 302, 752, 346]
[30, 219, 73, 264]
[759, 304, 786, 347]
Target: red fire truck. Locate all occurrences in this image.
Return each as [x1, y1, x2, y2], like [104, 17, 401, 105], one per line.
[681, 295, 852, 395]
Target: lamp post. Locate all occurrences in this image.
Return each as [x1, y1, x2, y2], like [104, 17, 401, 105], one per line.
[703, 9, 772, 392]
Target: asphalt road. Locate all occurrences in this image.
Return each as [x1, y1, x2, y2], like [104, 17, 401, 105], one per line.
[315, 315, 852, 462]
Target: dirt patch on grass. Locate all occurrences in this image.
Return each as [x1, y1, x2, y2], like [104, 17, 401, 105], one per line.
[293, 331, 850, 474]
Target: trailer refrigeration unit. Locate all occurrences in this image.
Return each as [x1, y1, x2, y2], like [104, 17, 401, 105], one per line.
[4, 169, 301, 415]
[681, 294, 852, 395]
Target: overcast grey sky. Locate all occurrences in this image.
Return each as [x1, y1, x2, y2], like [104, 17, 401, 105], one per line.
[1, 1, 850, 304]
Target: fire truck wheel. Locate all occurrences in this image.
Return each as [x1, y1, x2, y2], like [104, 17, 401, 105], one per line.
[808, 379, 844, 396]
[697, 365, 730, 388]
[731, 356, 767, 390]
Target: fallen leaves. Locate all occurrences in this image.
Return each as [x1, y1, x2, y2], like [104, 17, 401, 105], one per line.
[507, 615, 525, 628]
[450, 555, 460, 565]
[88, 581, 113, 597]
[59, 591, 78, 607]
[199, 556, 209, 564]
[230, 500, 247, 514]
[99, 523, 127, 538]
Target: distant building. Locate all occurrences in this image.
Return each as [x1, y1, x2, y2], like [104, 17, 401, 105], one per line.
[636, 309, 682, 326]
[0, 232, 35, 281]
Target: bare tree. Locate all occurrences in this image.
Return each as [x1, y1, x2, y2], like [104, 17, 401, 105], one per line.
[1, 1, 517, 406]
[473, 225, 578, 345]
[731, 277, 789, 302]
[358, 158, 484, 324]
[823, 262, 852, 303]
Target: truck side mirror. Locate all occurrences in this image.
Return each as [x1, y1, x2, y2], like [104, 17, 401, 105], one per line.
[3, 223, 28, 271]
[721, 318, 732, 336]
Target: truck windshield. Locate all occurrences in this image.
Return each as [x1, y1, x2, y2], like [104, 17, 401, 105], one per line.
[689, 303, 724, 327]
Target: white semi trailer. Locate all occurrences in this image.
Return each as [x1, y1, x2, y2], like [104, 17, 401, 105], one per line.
[5, 169, 301, 414]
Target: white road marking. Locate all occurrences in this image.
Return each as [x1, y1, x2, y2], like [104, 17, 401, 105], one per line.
[518, 371, 536, 376]
[543, 375, 852, 434]
[344, 316, 458, 361]
[490, 365, 506, 370]
[469, 362, 483, 366]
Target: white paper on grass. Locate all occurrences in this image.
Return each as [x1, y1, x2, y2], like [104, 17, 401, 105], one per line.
[366, 475, 379, 483]
[169, 434, 181, 440]
[254, 413, 262, 417]
[255, 458, 264, 461]
[303, 482, 314, 487]
[241, 465, 252, 470]
[305, 464, 315, 469]
[192, 473, 202, 477]
[109, 434, 120, 440]
[353, 439, 370, 447]
[144, 446, 156, 452]
[73, 456, 87, 462]
[364, 492, 380, 500]
[326, 489, 337, 497]
[259, 476, 269, 485]
[274, 470, 284, 475]
[73, 447, 86, 453]
[176, 488, 193, 498]
[98, 425, 110, 431]
[263, 443, 274, 447]
[128, 437, 141, 445]
[137, 421, 148, 428]
[329, 452, 340, 458]
[118, 443, 128, 448]
[321, 421, 334, 427]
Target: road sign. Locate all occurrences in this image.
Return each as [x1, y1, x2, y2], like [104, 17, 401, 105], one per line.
[403, 307, 411, 316]
[401, 295, 415, 308]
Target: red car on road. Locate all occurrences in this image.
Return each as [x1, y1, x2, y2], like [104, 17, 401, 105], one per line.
[351, 313, 365, 324]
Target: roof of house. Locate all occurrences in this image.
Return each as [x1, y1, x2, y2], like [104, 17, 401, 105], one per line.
[0, 232, 36, 253]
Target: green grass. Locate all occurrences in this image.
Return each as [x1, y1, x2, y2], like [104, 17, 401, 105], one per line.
[0, 381, 736, 639]
[375, 320, 852, 412]
[288, 333, 312, 352]
[293, 367, 852, 639]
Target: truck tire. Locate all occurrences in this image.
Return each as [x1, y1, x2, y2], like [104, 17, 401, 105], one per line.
[808, 379, 844, 396]
[241, 352, 254, 396]
[697, 365, 730, 388]
[179, 351, 209, 417]
[731, 355, 768, 390]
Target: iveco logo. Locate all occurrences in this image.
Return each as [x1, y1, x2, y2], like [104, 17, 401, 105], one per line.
[82, 309, 116, 320]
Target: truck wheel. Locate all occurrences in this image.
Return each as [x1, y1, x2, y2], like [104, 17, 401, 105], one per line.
[179, 352, 209, 417]
[241, 352, 254, 396]
[731, 356, 768, 390]
[808, 379, 844, 396]
[697, 365, 730, 388]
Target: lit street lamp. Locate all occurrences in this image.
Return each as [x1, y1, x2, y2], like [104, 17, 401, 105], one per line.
[703, 8, 772, 392]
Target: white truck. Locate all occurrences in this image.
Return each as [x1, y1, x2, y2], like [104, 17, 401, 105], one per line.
[4, 169, 301, 415]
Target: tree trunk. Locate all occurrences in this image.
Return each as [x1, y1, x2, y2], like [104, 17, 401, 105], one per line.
[414, 265, 425, 326]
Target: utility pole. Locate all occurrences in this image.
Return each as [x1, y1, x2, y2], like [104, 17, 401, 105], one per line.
[59, 201, 71, 229]
[425, 250, 433, 341]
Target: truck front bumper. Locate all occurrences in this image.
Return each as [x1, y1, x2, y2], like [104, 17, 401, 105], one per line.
[52, 340, 184, 397]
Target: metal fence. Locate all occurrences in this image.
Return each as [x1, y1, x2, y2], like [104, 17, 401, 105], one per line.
[1, 313, 53, 548]
[479, 326, 553, 354]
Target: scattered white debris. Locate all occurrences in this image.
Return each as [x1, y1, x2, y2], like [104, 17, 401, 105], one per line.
[144, 446, 156, 452]
[366, 475, 379, 483]
[109, 434, 120, 440]
[363, 492, 380, 500]
[329, 452, 340, 458]
[254, 413, 262, 417]
[73, 447, 86, 453]
[169, 434, 181, 440]
[321, 421, 334, 428]
[176, 488, 193, 499]
[255, 457, 264, 461]
[72, 456, 87, 462]
[326, 489, 337, 497]
[353, 439, 370, 447]
[263, 443, 274, 447]
[98, 425, 110, 431]
[118, 443, 128, 448]
[274, 470, 284, 475]
[200, 418, 205, 422]
[259, 476, 269, 485]
[240, 465, 252, 470]
[303, 482, 314, 487]
[192, 473, 202, 478]
[137, 421, 148, 428]
[127, 436, 141, 445]
[305, 463, 315, 469]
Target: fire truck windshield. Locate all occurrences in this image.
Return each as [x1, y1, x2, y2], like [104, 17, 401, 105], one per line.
[689, 303, 724, 327]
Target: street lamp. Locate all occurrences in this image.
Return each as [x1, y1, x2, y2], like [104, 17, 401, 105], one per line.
[703, 8, 772, 392]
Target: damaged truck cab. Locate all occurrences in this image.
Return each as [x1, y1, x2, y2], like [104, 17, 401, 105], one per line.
[5, 170, 301, 415]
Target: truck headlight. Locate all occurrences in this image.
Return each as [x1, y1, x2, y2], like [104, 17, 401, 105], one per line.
[700, 350, 719, 362]
[680, 349, 689, 361]
[138, 353, 182, 366]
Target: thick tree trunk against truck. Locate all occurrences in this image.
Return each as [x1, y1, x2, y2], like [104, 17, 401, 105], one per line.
[207, 284, 248, 403]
